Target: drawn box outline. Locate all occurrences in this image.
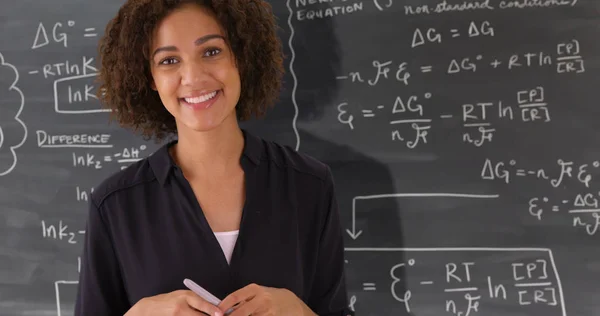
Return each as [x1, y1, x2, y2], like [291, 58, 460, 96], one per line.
[345, 193, 566, 315]
[344, 247, 567, 316]
[53, 73, 110, 114]
[54, 280, 78, 316]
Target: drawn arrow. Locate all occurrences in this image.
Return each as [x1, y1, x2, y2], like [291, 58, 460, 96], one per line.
[345, 193, 500, 240]
[346, 197, 363, 240]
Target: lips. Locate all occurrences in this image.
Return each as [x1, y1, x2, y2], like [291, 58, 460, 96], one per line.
[179, 90, 221, 110]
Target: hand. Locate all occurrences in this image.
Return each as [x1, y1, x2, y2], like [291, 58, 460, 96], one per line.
[125, 290, 224, 316]
[218, 283, 316, 316]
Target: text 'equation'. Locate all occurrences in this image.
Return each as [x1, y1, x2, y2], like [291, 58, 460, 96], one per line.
[292, 0, 579, 21]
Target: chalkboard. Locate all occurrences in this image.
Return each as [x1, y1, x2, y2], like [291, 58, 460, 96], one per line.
[1, 0, 599, 315]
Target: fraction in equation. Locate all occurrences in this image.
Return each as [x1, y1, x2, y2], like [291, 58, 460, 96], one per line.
[72, 145, 148, 169]
[335, 40, 584, 86]
[336, 85, 550, 149]
[336, 92, 433, 149]
[529, 193, 600, 236]
[449, 40, 584, 74]
[344, 247, 566, 316]
[458, 86, 550, 147]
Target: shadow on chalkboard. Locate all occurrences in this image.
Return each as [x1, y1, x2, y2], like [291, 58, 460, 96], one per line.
[260, 2, 410, 314]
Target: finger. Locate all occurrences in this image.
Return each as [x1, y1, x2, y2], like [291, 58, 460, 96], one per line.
[222, 301, 243, 315]
[184, 291, 225, 316]
[219, 283, 261, 311]
[227, 294, 264, 316]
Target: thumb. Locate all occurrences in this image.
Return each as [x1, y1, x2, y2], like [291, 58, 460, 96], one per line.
[184, 292, 224, 316]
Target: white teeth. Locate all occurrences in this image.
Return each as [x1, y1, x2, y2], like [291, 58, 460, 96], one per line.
[184, 91, 217, 104]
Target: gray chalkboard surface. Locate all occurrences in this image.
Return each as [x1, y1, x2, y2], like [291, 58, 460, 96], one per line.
[1, 0, 599, 315]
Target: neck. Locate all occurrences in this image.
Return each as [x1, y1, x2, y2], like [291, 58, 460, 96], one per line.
[171, 117, 244, 178]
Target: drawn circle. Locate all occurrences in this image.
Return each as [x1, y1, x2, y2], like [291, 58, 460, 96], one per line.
[424, 93, 432, 99]
[594, 161, 600, 168]
[477, 55, 482, 60]
[543, 197, 548, 202]
[408, 259, 415, 266]
[510, 160, 516, 165]
[140, 145, 147, 150]
[68, 21, 75, 27]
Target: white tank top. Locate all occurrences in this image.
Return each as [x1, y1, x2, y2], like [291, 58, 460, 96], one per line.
[213, 230, 239, 265]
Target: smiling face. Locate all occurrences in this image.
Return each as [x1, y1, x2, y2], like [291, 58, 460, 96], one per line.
[149, 3, 241, 133]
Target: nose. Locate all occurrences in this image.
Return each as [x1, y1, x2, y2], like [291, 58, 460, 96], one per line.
[180, 58, 209, 86]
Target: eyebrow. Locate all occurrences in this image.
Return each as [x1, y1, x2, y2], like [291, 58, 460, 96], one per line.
[151, 34, 225, 60]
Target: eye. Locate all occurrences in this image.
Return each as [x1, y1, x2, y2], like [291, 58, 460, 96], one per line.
[204, 47, 222, 57]
[159, 57, 178, 65]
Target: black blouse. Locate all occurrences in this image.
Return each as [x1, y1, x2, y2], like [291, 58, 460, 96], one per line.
[74, 129, 351, 315]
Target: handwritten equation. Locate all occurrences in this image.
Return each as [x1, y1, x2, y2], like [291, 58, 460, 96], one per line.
[529, 193, 600, 236]
[36, 131, 146, 169]
[337, 86, 550, 148]
[344, 248, 566, 316]
[28, 20, 106, 114]
[31, 20, 97, 50]
[411, 21, 495, 48]
[482, 158, 597, 188]
[71, 145, 147, 170]
[336, 40, 584, 86]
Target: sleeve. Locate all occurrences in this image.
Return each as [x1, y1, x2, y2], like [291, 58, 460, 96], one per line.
[307, 166, 354, 316]
[74, 198, 130, 316]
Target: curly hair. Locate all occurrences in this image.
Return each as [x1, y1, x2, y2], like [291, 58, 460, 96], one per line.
[96, 0, 285, 141]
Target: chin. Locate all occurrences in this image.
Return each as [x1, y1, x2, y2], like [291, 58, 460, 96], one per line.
[179, 114, 234, 133]
[183, 121, 221, 132]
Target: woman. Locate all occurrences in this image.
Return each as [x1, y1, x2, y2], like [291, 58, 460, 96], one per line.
[74, 0, 351, 315]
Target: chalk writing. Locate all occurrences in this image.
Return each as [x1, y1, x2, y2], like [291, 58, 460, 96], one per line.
[28, 56, 97, 78]
[347, 193, 499, 240]
[54, 280, 78, 316]
[412, 21, 495, 48]
[0, 53, 27, 177]
[31, 21, 98, 50]
[336, 40, 585, 85]
[71, 145, 148, 170]
[53, 73, 106, 114]
[336, 86, 550, 148]
[482, 158, 597, 188]
[41, 220, 85, 245]
[529, 193, 600, 236]
[75, 186, 94, 202]
[398, 0, 578, 16]
[36, 130, 111, 148]
[294, 1, 364, 21]
[345, 248, 566, 315]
